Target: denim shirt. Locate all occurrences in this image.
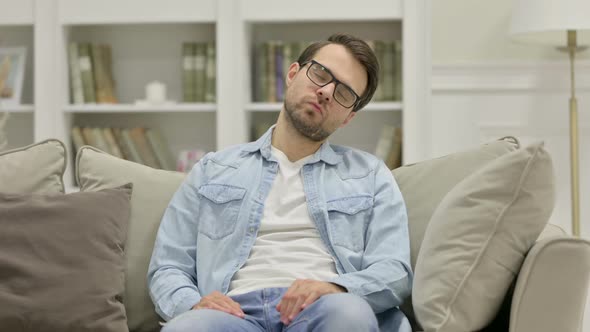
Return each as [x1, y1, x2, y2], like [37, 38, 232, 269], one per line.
[147, 127, 413, 322]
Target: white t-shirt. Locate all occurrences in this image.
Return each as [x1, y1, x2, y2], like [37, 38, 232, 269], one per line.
[227, 146, 339, 296]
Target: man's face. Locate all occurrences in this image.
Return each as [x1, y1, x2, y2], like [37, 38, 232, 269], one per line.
[283, 44, 367, 142]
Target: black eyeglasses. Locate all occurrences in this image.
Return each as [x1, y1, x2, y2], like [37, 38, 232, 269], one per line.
[300, 60, 361, 109]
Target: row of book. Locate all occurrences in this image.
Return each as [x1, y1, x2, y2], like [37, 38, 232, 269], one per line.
[368, 40, 403, 102]
[71, 126, 175, 171]
[182, 42, 216, 103]
[253, 40, 403, 103]
[374, 125, 403, 170]
[69, 42, 117, 104]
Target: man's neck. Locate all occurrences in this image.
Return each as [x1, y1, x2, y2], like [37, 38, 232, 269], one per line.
[271, 111, 323, 162]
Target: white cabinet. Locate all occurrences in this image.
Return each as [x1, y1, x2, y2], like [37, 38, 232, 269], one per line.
[1, 0, 431, 186]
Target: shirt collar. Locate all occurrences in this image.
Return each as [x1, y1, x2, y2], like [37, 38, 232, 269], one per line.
[241, 124, 343, 166]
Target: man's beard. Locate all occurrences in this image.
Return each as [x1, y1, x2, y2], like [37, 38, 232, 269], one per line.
[284, 101, 331, 142]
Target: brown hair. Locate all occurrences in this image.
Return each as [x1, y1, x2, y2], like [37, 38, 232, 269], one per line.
[296, 33, 379, 112]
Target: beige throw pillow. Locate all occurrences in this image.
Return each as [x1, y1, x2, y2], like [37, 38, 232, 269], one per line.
[76, 146, 186, 332]
[0, 139, 66, 194]
[413, 142, 555, 332]
[392, 137, 519, 326]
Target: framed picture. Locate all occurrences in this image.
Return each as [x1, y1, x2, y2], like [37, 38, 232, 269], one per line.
[0, 47, 26, 106]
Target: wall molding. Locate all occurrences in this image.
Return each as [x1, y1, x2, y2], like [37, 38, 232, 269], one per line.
[432, 60, 590, 92]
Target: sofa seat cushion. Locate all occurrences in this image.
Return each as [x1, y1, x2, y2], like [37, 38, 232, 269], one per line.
[0, 139, 66, 194]
[0, 185, 132, 332]
[413, 142, 555, 332]
[76, 146, 186, 332]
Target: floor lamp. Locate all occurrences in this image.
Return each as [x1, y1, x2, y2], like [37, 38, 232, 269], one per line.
[510, 0, 590, 237]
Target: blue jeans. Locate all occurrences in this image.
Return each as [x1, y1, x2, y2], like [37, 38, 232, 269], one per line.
[161, 288, 411, 332]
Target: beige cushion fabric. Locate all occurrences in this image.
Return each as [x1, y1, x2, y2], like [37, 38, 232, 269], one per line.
[0, 185, 132, 332]
[0, 139, 66, 194]
[413, 142, 555, 332]
[76, 146, 185, 332]
[392, 137, 520, 270]
[393, 137, 519, 325]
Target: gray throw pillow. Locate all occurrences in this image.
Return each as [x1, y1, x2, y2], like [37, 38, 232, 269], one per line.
[0, 139, 66, 194]
[413, 142, 555, 332]
[0, 184, 132, 332]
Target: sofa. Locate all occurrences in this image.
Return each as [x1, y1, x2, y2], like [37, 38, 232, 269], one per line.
[0, 137, 589, 332]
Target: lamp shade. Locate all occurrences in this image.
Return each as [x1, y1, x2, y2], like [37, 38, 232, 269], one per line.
[510, 0, 590, 46]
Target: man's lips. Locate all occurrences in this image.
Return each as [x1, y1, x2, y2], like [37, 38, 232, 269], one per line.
[309, 102, 322, 114]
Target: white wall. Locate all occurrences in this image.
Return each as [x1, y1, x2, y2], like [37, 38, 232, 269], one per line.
[432, 0, 590, 62]
[431, 1, 590, 330]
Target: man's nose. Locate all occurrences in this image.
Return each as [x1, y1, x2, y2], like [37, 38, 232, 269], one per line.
[316, 83, 335, 102]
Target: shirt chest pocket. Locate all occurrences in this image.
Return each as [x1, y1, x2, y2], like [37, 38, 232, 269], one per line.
[326, 196, 373, 252]
[197, 184, 246, 239]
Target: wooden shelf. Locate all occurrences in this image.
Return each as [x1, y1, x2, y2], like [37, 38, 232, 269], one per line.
[64, 103, 216, 113]
[1, 104, 34, 113]
[245, 101, 403, 112]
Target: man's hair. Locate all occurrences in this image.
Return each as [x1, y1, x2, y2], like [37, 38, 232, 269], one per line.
[296, 33, 379, 112]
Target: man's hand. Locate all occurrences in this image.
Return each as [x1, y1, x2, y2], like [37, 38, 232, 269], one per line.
[276, 279, 346, 325]
[192, 291, 245, 318]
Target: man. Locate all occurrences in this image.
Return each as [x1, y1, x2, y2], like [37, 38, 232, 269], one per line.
[148, 33, 412, 332]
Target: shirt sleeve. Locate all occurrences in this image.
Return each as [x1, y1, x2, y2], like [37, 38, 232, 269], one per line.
[330, 161, 413, 313]
[147, 157, 208, 321]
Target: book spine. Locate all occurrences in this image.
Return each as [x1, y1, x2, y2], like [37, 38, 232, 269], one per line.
[78, 43, 96, 103]
[205, 41, 216, 103]
[68, 42, 84, 104]
[194, 42, 207, 102]
[182, 42, 195, 102]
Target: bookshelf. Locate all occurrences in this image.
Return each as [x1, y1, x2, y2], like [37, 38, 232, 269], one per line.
[1, 0, 431, 187]
[0, 0, 35, 150]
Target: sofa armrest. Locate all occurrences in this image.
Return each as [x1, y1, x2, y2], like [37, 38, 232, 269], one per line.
[509, 235, 590, 332]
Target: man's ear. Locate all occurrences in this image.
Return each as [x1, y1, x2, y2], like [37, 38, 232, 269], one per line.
[340, 111, 356, 127]
[285, 62, 300, 88]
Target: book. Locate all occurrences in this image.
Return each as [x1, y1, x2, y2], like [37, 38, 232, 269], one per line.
[393, 40, 403, 101]
[374, 124, 396, 161]
[102, 127, 124, 159]
[78, 43, 96, 103]
[121, 128, 144, 164]
[266, 41, 277, 102]
[194, 42, 207, 102]
[385, 127, 403, 169]
[68, 42, 84, 104]
[182, 42, 196, 102]
[112, 128, 131, 161]
[256, 42, 269, 102]
[205, 41, 216, 103]
[91, 44, 117, 104]
[81, 127, 97, 148]
[71, 126, 86, 154]
[91, 127, 111, 153]
[275, 41, 284, 101]
[381, 41, 396, 101]
[145, 128, 175, 171]
[129, 127, 161, 168]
